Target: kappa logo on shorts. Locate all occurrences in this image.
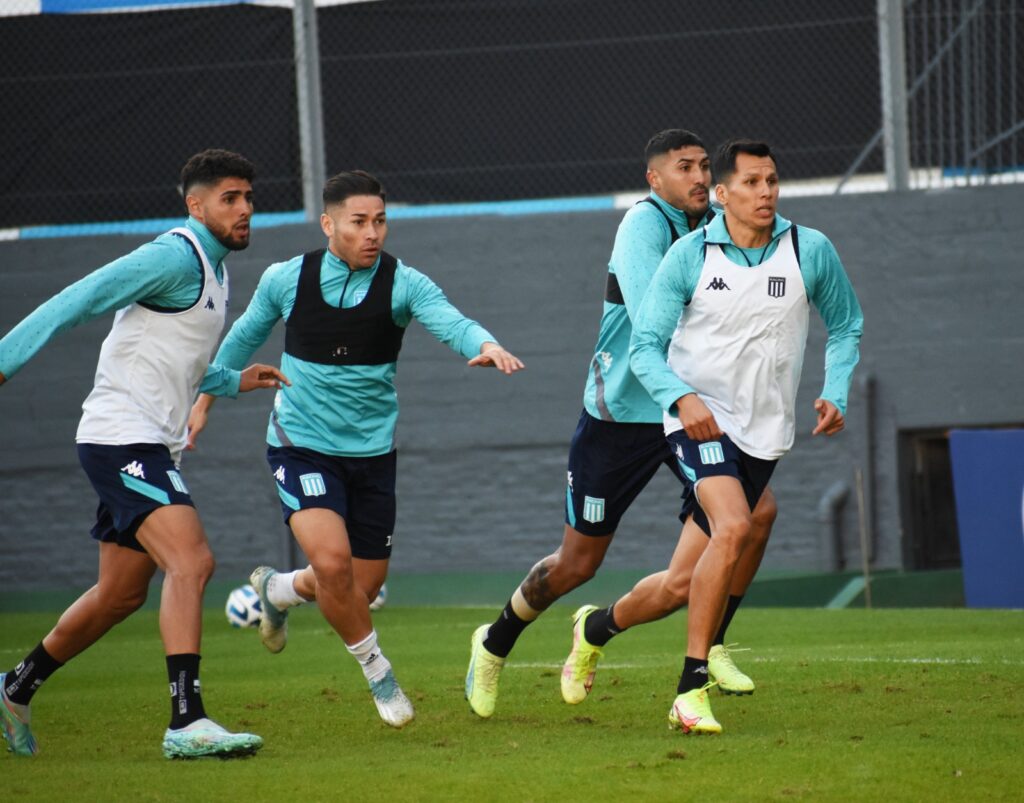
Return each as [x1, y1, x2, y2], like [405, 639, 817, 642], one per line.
[120, 461, 146, 479]
[166, 470, 189, 494]
[698, 442, 725, 465]
[300, 472, 327, 497]
[273, 465, 286, 484]
[583, 495, 605, 524]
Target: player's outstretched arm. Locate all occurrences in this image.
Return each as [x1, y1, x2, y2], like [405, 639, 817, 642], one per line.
[466, 342, 525, 375]
[186, 363, 289, 450]
[812, 398, 845, 436]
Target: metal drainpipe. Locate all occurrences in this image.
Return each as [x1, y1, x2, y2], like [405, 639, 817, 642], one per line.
[818, 480, 851, 571]
[860, 373, 878, 563]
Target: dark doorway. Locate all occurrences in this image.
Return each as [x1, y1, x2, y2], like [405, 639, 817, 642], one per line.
[898, 429, 962, 570]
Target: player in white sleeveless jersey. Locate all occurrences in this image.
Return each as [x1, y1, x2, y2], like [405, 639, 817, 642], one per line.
[573, 139, 863, 735]
[0, 150, 287, 759]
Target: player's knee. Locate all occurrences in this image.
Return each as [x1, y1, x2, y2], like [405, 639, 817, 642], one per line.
[96, 584, 149, 620]
[165, 547, 215, 586]
[550, 553, 600, 589]
[312, 551, 353, 585]
[751, 494, 778, 540]
[713, 517, 753, 555]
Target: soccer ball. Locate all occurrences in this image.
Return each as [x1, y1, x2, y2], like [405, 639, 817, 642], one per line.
[225, 584, 263, 628]
[369, 583, 388, 611]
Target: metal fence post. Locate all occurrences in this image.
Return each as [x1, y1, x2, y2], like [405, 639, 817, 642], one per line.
[293, 0, 326, 221]
[878, 0, 911, 191]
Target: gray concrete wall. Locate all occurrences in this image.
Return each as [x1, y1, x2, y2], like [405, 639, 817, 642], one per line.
[2, 184, 1021, 590]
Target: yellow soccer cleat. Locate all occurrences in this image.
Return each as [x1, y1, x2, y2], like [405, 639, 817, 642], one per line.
[708, 644, 755, 695]
[668, 682, 722, 735]
[560, 605, 603, 704]
[465, 625, 505, 718]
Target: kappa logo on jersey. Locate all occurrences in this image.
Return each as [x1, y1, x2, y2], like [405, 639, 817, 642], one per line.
[120, 461, 146, 479]
[706, 277, 730, 291]
[768, 276, 786, 298]
[300, 472, 327, 497]
[698, 442, 725, 465]
[273, 465, 286, 484]
[583, 495, 606, 523]
[598, 351, 613, 370]
[166, 470, 189, 494]
[353, 290, 368, 305]
[204, 296, 216, 311]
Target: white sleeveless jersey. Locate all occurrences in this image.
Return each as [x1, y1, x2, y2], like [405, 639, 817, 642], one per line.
[664, 227, 808, 460]
[76, 227, 229, 462]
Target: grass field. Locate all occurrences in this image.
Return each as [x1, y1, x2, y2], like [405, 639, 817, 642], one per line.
[2, 604, 1021, 802]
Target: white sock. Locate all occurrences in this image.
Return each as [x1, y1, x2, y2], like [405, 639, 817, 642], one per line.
[345, 630, 392, 683]
[267, 570, 306, 610]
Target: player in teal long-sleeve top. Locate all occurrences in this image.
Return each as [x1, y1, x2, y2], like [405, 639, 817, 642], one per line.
[188, 170, 524, 730]
[0, 150, 287, 760]
[591, 139, 863, 736]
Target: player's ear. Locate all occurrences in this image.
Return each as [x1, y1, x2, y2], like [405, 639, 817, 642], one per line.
[320, 212, 333, 239]
[185, 193, 203, 220]
[646, 167, 659, 192]
[715, 183, 727, 206]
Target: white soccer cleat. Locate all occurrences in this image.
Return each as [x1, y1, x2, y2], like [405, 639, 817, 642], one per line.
[249, 566, 289, 654]
[161, 718, 263, 759]
[368, 669, 415, 728]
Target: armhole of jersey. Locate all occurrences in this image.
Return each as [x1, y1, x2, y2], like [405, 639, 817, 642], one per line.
[138, 232, 205, 313]
[791, 224, 801, 266]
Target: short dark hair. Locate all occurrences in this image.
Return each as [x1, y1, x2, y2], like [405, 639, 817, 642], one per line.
[180, 149, 255, 196]
[322, 170, 386, 208]
[713, 139, 776, 184]
[644, 129, 706, 163]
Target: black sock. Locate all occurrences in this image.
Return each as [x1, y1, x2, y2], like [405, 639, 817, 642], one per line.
[677, 655, 710, 694]
[166, 654, 207, 730]
[583, 604, 621, 647]
[482, 601, 531, 658]
[3, 642, 64, 706]
[712, 594, 744, 647]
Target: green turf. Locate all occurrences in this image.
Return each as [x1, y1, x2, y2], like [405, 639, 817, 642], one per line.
[2, 605, 1021, 801]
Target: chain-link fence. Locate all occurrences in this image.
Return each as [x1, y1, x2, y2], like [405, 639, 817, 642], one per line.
[1, 0, 1020, 230]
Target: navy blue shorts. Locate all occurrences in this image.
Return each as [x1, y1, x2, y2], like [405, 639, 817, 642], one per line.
[267, 446, 397, 560]
[77, 443, 195, 553]
[667, 430, 777, 537]
[565, 410, 690, 536]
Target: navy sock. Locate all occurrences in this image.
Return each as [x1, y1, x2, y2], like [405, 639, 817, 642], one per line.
[166, 654, 207, 730]
[712, 594, 744, 647]
[677, 655, 711, 694]
[3, 642, 64, 705]
[482, 601, 530, 659]
[582, 604, 621, 647]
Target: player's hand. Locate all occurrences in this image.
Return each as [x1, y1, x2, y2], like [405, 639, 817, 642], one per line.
[467, 343, 525, 375]
[812, 398, 845, 436]
[238, 363, 290, 392]
[0, 371, 5, 386]
[186, 398, 211, 451]
[677, 393, 723, 441]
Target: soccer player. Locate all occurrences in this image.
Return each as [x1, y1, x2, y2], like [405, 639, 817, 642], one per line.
[612, 138, 863, 734]
[0, 149, 287, 758]
[465, 130, 778, 719]
[187, 170, 524, 729]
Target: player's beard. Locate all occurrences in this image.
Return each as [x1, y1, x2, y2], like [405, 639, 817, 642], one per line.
[214, 223, 251, 251]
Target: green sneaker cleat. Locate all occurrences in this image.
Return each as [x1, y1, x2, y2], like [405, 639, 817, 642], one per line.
[249, 566, 288, 654]
[668, 682, 722, 735]
[162, 718, 263, 759]
[0, 674, 38, 756]
[465, 625, 505, 718]
[369, 669, 415, 728]
[708, 644, 754, 695]
[560, 605, 603, 705]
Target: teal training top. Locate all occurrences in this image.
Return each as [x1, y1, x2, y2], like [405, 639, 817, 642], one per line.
[630, 211, 864, 417]
[0, 217, 240, 396]
[212, 249, 496, 457]
[582, 191, 713, 423]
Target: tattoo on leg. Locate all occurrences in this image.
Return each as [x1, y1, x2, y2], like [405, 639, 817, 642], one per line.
[521, 557, 558, 611]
